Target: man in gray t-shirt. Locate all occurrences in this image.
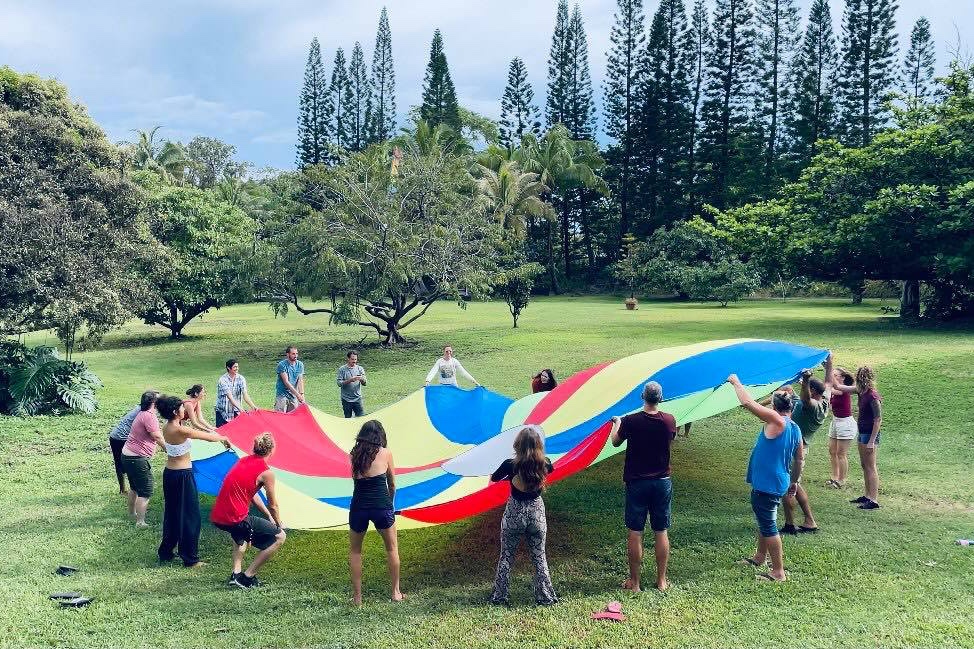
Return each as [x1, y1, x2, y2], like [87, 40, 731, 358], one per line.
[336, 350, 367, 418]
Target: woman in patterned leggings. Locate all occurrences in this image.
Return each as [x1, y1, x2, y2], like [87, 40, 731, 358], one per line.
[488, 426, 558, 606]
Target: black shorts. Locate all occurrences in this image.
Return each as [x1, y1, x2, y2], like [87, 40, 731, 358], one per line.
[214, 515, 281, 551]
[624, 477, 673, 532]
[122, 456, 153, 498]
[348, 508, 395, 534]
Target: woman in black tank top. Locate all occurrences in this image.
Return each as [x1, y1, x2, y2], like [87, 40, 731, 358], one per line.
[348, 420, 403, 605]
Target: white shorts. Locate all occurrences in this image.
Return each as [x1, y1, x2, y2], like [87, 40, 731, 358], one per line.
[829, 416, 857, 441]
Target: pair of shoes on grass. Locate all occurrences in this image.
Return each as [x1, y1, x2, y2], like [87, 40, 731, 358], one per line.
[850, 495, 880, 509]
[780, 524, 819, 535]
[229, 572, 263, 589]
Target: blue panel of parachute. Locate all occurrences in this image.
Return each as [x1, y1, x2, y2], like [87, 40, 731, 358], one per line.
[424, 385, 514, 444]
[319, 471, 464, 510]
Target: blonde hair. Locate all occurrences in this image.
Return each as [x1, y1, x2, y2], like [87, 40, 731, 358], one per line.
[253, 432, 275, 457]
[856, 366, 876, 391]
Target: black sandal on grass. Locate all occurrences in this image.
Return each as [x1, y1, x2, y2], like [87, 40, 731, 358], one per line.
[780, 523, 798, 535]
[737, 557, 765, 568]
[798, 525, 819, 534]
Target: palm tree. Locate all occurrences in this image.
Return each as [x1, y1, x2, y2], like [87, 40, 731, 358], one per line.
[398, 119, 470, 157]
[476, 161, 553, 238]
[516, 125, 607, 290]
[128, 127, 191, 183]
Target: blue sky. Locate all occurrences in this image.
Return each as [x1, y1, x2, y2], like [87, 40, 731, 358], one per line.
[2, 0, 968, 170]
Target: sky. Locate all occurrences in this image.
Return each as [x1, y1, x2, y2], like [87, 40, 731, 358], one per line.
[2, 0, 968, 170]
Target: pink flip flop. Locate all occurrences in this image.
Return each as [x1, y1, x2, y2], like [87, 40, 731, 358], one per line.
[591, 601, 626, 622]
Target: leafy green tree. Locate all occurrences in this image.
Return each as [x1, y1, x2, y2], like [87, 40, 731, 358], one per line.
[564, 5, 597, 140]
[346, 43, 372, 151]
[420, 30, 461, 130]
[258, 133, 501, 345]
[836, 0, 899, 146]
[784, 0, 838, 167]
[700, 0, 760, 208]
[185, 136, 243, 189]
[367, 7, 397, 143]
[476, 160, 554, 237]
[754, 0, 800, 181]
[135, 173, 257, 338]
[329, 48, 351, 151]
[296, 37, 331, 167]
[499, 57, 541, 149]
[0, 67, 142, 344]
[901, 17, 935, 103]
[128, 127, 191, 182]
[0, 343, 102, 415]
[604, 0, 646, 245]
[495, 261, 544, 328]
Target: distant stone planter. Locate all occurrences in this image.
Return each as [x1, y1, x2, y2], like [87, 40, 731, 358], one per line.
[625, 297, 638, 310]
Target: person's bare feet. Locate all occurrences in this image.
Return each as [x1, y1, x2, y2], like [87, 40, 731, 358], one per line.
[622, 578, 641, 592]
[391, 590, 406, 602]
[656, 579, 670, 591]
[135, 520, 149, 528]
[187, 561, 208, 569]
[756, 571, 787, 582]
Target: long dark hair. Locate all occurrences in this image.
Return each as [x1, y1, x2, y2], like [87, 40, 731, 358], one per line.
[539, 369, 557, 388]
[512, 427, 548, 493]
[185, 384, 204, 398]
[156, 395, 184, 422]
[350, 420, 387, 477]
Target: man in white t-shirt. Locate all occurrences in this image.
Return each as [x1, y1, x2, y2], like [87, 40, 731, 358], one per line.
[425, 345, 479, 388]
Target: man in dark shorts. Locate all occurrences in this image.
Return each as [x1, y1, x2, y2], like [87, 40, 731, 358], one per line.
[609, 381, 678, 592]
[210, 433, 285, 588]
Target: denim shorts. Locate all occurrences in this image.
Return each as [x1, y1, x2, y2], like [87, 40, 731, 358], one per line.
[625, 477, 672, 532]
[349, 508, 395, 534]
[750, 489, 782, 538]
[858, 432, 881, 446]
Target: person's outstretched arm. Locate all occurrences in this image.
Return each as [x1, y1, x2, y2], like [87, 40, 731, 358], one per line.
[425, 361, 439, 386]
[177, 423, 231, 448]
[799, 370, 813, 406]
[788, 441, 804, 496]
[186, 401, 215, 432]
[728, 374, 785, 437]
[490, 459, 513, 483]
[454, 359, 478, 386]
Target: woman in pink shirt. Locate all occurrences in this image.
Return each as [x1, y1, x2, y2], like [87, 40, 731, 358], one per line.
[121, 392, 165, 527]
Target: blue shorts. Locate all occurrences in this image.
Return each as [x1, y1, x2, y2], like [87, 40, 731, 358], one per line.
[858, 432, 881, 446]
[750, 489, 782, 538]
[625, 478, 672, 532]
[349, 508, 395, 534]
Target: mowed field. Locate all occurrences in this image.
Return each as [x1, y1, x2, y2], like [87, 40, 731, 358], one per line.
[1, 297, 973, 648]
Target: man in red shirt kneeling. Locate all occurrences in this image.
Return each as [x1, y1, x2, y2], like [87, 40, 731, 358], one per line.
[210, 432, 286, 589]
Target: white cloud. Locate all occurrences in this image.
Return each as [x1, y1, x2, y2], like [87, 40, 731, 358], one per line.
[252, 128, 297, 144]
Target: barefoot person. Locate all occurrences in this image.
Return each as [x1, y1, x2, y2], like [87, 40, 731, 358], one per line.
[156, 395, 231, 568]
[425, 345, 479, 388]
[336, 350, 367, 418]
[852, 366, 883, 510]
[211, 432, 286, 589]
[779, 357, 831, 535]
[826, 364, 857, 487]
[489, 426, 558, 605]
[730, 375, 803, 583]
[109, 391, 159, 495]
[275, 346, 305, 413]
[120, 391, 165, 527]
[609, 381, 677, 592]
[348, 420, 403, 604]
[215, 359, 257, 427]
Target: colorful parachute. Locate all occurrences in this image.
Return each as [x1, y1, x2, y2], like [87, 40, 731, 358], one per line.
[193, 339, 827, 530]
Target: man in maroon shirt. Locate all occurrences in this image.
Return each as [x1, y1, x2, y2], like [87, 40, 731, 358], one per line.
[610, 381, 678, 592]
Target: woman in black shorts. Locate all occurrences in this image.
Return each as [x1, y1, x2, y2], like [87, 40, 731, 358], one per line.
[348, 420, 404, 605]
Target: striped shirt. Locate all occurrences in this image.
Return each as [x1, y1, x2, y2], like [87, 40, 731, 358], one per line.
[215, 372, 248, 421]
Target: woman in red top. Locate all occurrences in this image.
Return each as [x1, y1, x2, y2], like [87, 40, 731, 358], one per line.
[830, 364, 883, 508]
[826, 362, 857, 487]
[531, 369, 557, 393]
[211, 432, 285, 589]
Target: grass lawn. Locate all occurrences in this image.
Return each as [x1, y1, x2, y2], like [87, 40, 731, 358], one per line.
[2, 296, 973, 648]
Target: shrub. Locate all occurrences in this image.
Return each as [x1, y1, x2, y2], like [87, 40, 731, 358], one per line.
[0, 341, 102, 416]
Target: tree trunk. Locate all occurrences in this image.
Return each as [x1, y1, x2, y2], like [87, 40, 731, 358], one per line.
[561, 195, 572, 279]
[900, 279, 920, 321]
[546, 221, 560, 294]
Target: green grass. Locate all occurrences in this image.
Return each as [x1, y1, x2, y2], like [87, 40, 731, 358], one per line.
[2, 297, 973, 648]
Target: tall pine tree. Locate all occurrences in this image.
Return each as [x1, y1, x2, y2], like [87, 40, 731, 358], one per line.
[901, 16, 935, 102]
[296, 37, 331, 167]
[785, 0, 838, 166]
[603, 0, 646, 247]
[565, 5, 597, 140]
[420, 29, 461, 130]
[499, 57, 541, 148]
[641, 0, 692, 225]
[836, 0, 899, 146]
[700, 0, 759, 208]
[368, 7, 397, 143]
[683, 0, 710, 213]
[328, 48, 351, 150]
[546, 0, 572, 128]
[346, 43, 372, 151]
[754, 0, 799, 181]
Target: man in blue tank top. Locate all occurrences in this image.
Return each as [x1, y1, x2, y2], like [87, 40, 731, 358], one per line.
[729, 374, 804, 583]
